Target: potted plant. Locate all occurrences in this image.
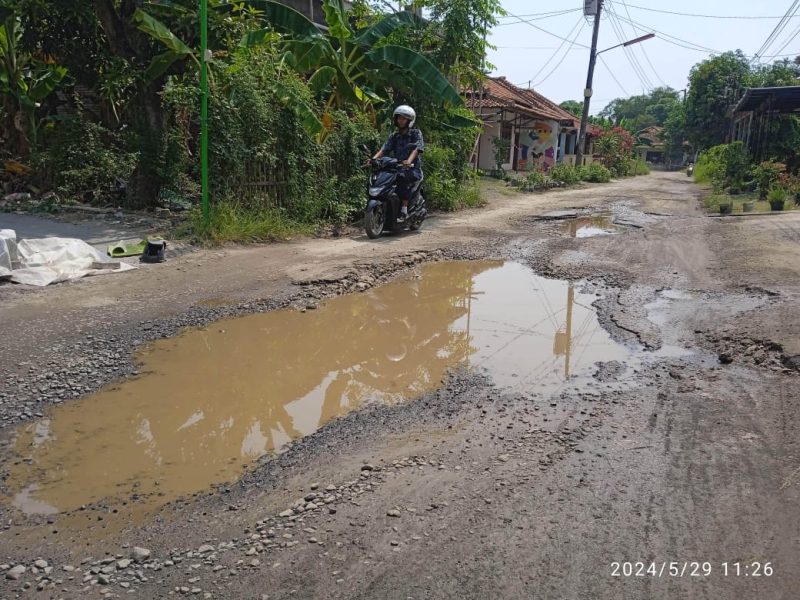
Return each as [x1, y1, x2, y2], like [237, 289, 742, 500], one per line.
[718, 201, 732, 215]
[741, 200, 755, 212]
[767, 186, 787, 211]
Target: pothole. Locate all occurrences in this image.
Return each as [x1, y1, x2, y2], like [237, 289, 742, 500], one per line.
[4, 261, 630, 518]
[560, 214, 627, 238]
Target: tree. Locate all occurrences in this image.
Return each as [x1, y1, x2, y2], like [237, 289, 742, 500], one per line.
[0, 8, 66, 155]
[419, 0, 505, 88]
[559, 100, 583, 116]
[599, 87, 680, 131]
[685, 51, 753, 151]
[245, 1, 462, 115]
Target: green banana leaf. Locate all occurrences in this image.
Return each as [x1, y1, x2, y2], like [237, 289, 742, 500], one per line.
[308, 66, 337, 93]
[239, 28, 280, 48]
[322, 0, 352, 41]
[144, 50, 182, 82]
[27, 65, 67, 101]
[238, 1, 320, 40]
[355, 11, 419, 49]
[367, 45, 463, 107]
[133, 9, 192, 56]
[272, 81, 323, 136]
[284, 39, 331, 72]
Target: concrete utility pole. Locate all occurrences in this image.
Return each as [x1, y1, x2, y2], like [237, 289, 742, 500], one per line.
[576, 0, 603, 167]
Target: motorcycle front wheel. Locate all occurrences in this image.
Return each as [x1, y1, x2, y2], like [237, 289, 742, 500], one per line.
[365, 204, 385, 239]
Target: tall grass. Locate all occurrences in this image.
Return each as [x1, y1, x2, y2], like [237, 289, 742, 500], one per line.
[178, 202, 312, 244]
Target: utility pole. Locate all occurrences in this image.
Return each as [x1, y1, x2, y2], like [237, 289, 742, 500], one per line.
[576, 0, 603, 167]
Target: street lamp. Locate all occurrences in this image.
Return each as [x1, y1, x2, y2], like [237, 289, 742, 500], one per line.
[575, 1, 655, 166]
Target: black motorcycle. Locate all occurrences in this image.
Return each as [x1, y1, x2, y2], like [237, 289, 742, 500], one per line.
[362, 152, 426, 239]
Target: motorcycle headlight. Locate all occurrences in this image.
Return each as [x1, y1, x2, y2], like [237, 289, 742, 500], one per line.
[369, 187, 383, 197]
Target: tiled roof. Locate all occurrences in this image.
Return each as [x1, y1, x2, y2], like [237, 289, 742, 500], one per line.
[464, 77, 579, 125]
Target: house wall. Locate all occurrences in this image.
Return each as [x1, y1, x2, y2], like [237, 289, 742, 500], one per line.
[475, 113, 515, 171]
[517, 120, 559, 171]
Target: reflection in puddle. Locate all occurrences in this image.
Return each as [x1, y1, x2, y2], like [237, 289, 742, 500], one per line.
[5, 261, 628, 516]
[562, 215, 624, 238]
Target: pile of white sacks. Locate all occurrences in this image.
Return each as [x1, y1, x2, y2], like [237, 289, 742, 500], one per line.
[0, 229, 135, 286]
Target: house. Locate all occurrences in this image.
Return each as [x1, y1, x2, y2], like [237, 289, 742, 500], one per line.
[635, 125, 665, 164]
[279, 0, 352, 26]
[464, 77, 598, 172]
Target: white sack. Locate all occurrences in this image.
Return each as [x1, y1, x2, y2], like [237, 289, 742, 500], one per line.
[9, 236, 135, 286]
[0, 229, 17, 278]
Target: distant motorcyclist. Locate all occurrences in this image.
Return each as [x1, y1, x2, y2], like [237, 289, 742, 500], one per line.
[368, 105, 424, 223]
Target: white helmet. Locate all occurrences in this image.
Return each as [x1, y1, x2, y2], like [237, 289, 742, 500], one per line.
[393, 105, 416, 128]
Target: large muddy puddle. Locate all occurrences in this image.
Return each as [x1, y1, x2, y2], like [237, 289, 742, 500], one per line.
[5, 261, 629, 517]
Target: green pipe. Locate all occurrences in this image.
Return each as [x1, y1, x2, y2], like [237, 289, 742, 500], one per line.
[200, 0, 209, 223]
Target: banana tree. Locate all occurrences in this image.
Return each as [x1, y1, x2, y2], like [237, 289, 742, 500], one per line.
[0, 9, 67, 154]
[132, 6, 323, 135]
[240, 0, 463, 114]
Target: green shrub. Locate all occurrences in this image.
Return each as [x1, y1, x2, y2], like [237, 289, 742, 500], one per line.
[629, 159, 650, 176]
[694, 142, 750, 191]
[752, 161, 786, 198]
[35, 109, 137, 204]
[579, 163, 612, 183]
[548, 163, 581, 185]
[767, 186, 788, 203]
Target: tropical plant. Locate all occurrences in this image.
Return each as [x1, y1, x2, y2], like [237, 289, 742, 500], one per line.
[242, 1, 462, 120]
[420, 0, 505, 88]
[594, 126, 635, 177]
[0, 8, 67, 154]
[491, 135, 510, 172]
[752, 161, 786, 199]
[694, 142, 750, 191]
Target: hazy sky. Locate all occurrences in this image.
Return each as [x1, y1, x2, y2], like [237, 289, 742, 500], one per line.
[487, 0, 800, 112]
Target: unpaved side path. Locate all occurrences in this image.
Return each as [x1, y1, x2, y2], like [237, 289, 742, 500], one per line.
[0, 172, 798, 600]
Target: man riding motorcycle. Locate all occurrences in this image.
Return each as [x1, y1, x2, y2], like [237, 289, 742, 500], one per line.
[368, 105, 424, 223]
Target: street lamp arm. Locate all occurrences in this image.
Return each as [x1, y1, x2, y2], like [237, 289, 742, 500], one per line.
[596, 33, 655, 55]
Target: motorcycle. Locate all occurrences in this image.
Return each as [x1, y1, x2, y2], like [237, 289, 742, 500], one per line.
[687, 163, 694, 177]
[362, 147, 426, 239]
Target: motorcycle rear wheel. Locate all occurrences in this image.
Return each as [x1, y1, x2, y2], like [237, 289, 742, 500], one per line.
[365, 204, 385, 239]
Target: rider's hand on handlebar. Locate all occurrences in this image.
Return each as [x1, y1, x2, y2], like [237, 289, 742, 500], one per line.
[363, 158, 373, 167]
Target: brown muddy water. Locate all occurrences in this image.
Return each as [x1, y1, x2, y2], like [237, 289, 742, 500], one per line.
[562, 215, 625, 238]
[5, 261, 629, 518]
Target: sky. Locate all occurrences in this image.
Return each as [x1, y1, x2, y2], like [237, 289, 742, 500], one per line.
[487, 0, 800, 113]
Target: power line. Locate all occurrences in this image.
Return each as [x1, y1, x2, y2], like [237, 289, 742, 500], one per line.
[528, 16, 585, 85]
[611, 12, 722, 54]
[752, 0, 800, 62]
[495, 46, 584, 50]
[501, 10, 590, 48]
[533, 19, 587, 87]
[497, 8, 582, 20]
[772, 22, 800, 57]
[622, 3, 800, 20]
[617, 0, 668, 87]
[598, 54, 630, 96]
[604, 4, 653, 91]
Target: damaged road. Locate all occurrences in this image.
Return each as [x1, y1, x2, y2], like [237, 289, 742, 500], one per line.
[0, 172, 798, 599]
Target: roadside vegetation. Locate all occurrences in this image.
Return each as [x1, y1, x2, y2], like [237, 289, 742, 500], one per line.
[0, 0, 502, 242]
[495, 126, 648, 193]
